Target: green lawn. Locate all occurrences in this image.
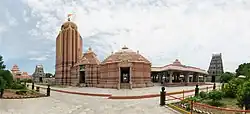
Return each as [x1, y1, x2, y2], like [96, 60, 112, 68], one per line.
[220, 98, 240, 109]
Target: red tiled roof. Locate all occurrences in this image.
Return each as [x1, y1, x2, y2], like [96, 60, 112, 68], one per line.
[15, 72, 32, 79]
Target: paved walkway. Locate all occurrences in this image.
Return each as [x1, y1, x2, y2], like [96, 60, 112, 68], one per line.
[34, 83, 217, 97]
[0, 83, 220, 114]
[0, 90, 179, 114]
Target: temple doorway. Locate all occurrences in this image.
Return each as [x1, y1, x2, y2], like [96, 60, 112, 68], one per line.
[120, 67, 130, 83]
[39, 77, 43, 82]
[211, 76, 215, 82]
[79, 71, 85, 83]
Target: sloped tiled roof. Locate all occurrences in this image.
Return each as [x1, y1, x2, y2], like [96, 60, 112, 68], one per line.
[101, 46, 150, 64]
[74, 47, 100, 66]
[15, 72, 32, 79]
[151, 59, 208, 75]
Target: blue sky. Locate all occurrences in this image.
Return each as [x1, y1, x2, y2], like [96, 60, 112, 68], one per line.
[0, 0, 250, 75]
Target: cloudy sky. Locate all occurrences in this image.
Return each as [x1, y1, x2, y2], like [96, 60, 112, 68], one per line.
[0, 0, 250, 74]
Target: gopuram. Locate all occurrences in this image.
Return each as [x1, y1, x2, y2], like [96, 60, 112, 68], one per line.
[55, 17, 208, 89]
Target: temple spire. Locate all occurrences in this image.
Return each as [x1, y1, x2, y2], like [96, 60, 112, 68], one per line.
[67, 14, 73, 21]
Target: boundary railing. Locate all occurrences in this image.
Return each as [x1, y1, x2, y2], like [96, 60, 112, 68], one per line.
[160, 85, 250, 114]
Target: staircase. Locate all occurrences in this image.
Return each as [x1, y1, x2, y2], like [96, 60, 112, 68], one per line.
[120, 83, 130, 89]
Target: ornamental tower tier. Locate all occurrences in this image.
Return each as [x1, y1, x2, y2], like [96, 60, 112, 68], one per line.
[55, 19, 83, 85]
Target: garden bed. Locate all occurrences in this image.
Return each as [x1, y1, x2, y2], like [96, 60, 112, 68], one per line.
[2, 89, 46, 99]
[169, 98, 245, 114]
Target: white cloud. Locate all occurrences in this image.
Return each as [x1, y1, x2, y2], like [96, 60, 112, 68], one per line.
[29, 54, 50, 61]
[22, 0, 250, 72]
[23, 10, 30, 22]
[5, 10, 18, 26]
[0, 25, 7, 45]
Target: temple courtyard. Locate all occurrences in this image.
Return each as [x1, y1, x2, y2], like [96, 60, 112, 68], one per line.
[0, 84, 218, 114]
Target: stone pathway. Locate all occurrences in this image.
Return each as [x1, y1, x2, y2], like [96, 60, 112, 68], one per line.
[0, 90, 178, 114]
[35, 83, 217, 97]
[0, 83, 220, 114]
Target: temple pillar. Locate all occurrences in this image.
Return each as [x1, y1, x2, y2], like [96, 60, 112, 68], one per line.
[193, 73, 198, 82]
[184, 73, 189, 83]
[177, 72, 180, 82]
[164, 72, 167, 82]
[169, 71, 173, 83]
[203, 75, 206, 82]
[197, 74, 200, 83]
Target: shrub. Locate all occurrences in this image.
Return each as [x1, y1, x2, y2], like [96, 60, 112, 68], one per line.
[236, 81, 250, 109]
[206, 100, 225, 107]
[11, 83, 26, 90]
[185, 96, 202, 102]
[199, 91, 208, 99]
[16, 90, 28, 95]
[223, 78, 244, 98]
[208, 90, 224, 101]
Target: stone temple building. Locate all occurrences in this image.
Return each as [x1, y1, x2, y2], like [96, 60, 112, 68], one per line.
[55, 17, 208, 89]
[151, 59, 208, 86]
[207, 53, 224, 82]
[55, 18, 153, 89]
[32, 64, 45, 83]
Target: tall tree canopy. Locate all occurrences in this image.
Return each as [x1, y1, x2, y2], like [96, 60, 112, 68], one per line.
[0, 55, 13, 88]
[237, 81, 250, 109]
[235, 63, 250, 78]
[220, 72, 235, 83]
[0, 55, 6, 70]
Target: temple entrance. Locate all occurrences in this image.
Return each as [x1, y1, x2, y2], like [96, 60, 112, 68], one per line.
[211, 76, 215, 82]
[120, 67, 130, 83]
[39, 77, 43, 82]
[79, 71, 85, 83]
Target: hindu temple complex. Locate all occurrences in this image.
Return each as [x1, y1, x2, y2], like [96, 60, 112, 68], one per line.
[11, 64, 32, 80]
[55, 18, 208, 89]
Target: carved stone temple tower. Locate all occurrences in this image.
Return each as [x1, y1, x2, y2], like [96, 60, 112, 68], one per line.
[207, 53, 224, 82]
[55, 18, 83, 85]
[32, 64, 45, 83]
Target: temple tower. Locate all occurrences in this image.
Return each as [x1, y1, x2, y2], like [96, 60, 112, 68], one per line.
[207, 53, 224, 82]
[55, 18, 83, 85]
[32, 64, 45, 83]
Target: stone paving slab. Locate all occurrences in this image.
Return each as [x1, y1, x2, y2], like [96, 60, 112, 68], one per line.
[34, 83, 218, 97]
[0, 83, 220, 114]
[0, 90, 179, 114]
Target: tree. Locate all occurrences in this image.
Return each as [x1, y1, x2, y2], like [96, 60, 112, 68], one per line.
[0, 70, 13, 88]
[237, 81, 250, 110]
[223, 78, 245, 98]
[220, 72, 235, 83]
[0, 77, 6, 89]
[45, 73, 53, 78]
[0, 55, 6, 70]
[236, 63, 250, 78]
